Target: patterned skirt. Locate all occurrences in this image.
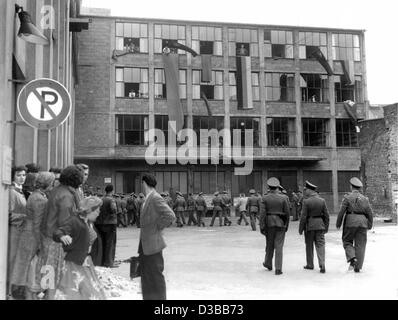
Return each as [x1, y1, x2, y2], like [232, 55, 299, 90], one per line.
[54, 256, 106, 300]
[31, 237, 65, 294]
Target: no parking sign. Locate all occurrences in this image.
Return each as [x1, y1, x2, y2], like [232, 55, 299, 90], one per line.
[17, 78, 71, 130]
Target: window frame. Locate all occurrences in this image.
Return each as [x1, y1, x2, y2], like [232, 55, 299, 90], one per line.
[336, 119, 359, 147]
[266, 117, 296, 147]
[302, 118, 330, 147]
[154, 24, 187, 55]
[115, 67, 149, 99]
[115, 114, 149, 146]
[265, 72, 296, 102]
[115, 22, 149, 53]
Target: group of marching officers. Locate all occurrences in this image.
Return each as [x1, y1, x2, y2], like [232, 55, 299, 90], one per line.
[118, 175, 373, 277]
[257, 176, 373, 276]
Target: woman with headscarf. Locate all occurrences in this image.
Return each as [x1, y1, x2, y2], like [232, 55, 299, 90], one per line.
[8, 166, 27, 299]
[38, 165, 83, 300]
[53, 196, 106, 300]
[10, 172, 55, 299]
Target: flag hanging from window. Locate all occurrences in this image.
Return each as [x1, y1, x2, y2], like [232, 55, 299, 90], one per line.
[308, 46, 333, 76]
[201, 55, 212, 82]
[163, 53, 184, 133]
[341, 60, 355, 86]
[343, 100, 360, 133]
[236, 56, 253, 109]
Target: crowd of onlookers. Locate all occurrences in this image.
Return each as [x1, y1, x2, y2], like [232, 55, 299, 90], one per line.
[7, 163, 107, 300]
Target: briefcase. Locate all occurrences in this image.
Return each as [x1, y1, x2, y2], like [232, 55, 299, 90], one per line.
[129, 256, 141, 279]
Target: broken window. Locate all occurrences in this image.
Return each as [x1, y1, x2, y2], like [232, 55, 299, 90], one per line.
[193, 70, 223, 100]
[115, 67, 149, 99]
[334, 75, 362, 103]
[332, 33, 361, 61]
[230, 117, 260, 147]
[115, 22, 148, 53]
[336, 119, 358, 147]
[298, 31, 327, 59]
[265, 73, 295, 102]
[228, 28, 259, 57]
[300, 74, 329, 103]
[154, 69, 187, 99]
[116, 115, 149, 146]
[264, 29, 294, 59]
[302, 118, 329, 147]
[154, 24, 186, 54]
[192, 26, 223, 56]
[266, 118, 296, 147]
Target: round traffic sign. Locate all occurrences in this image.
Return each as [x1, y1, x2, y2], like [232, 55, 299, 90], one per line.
[17, 78, 72, 130]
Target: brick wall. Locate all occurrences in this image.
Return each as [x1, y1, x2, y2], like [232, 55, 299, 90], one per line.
[359, 104, 398, 221]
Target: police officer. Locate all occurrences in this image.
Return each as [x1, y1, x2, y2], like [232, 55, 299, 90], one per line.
[336, 177, 373, 272]
[260, 178, 290, 275]
[221, 190, 232, 226]
[195, 192, 207, 227]
[187, 193, 198, 226]
[173, 191, 187, 227]
[246, 189, 261, 231]
[299, 181, 329, 273]
[210, 191, 224, 227]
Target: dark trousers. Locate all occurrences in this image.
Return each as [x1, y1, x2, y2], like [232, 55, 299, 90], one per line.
[304, 230, 326, 268]
[249, 212, 258, 231]
[196, 210, 205, 226]
[237, 211, 249, 225]
[342, 227, 367, 270]
[96, 224, 117, 267]
[210, 209, 223, 226]
[264, 227, 286, 271]
[117, 212, 127, 227]
[127, 210, 136, 225]
[139, 243, 166, 300]
[222, 208, 231, 225]
[187, 210, 197, 225]
[175, 211, 186, 226]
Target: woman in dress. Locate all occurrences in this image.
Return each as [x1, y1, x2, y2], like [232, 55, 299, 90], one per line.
[53, 196, 106, 300]
[38, 165, 83, 300]
[10, 172, 55, 299]
[8, 166, 27, 299]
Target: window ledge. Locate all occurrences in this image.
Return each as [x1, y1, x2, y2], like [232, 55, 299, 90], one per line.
[116, 97, 149, 100]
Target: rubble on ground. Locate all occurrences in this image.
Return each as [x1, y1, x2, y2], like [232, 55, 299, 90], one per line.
[95, 266, 141, 300]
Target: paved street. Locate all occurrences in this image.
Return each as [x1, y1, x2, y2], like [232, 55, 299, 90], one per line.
[113, 216, 398, 300]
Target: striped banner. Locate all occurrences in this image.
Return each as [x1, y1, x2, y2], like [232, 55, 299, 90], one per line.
[201, 54, 212, 82]
[236, 56, 253, 109]
[163, 53, 184, 133]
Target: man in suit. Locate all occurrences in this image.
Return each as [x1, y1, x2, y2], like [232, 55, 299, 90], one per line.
[236, 193, 249, 226]
[299, 181, 329, 273]
[139, 174, 176, 300]
[336, 177, 373, 273]
[260, 178, 290, 275]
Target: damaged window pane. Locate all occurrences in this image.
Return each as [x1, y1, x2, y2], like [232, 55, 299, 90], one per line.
[267, 118, 296, 147]
[302, 118, 329, 147]
[300, 74, 329, 103]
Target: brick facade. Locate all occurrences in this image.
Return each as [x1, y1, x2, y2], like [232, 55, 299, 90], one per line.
[359, 104, 398, 222]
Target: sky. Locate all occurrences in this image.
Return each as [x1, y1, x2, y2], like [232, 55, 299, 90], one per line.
[82, 0, 398, 105]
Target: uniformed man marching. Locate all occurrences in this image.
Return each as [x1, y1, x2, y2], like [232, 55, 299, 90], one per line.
[260, 178, 290, 275]
[187, 193, 198, 226]
[195, 192, 207, 227]
[299, 181, 329, 273]
[221, 190, 232, 226]
[246, 189, 261, 231]
[210, 191, 224, 227]
[173, 191, 187, 227]
[336, 177, 373, 272]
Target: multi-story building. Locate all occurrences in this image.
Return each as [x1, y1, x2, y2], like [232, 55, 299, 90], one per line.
[75, 14, 369, 213]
